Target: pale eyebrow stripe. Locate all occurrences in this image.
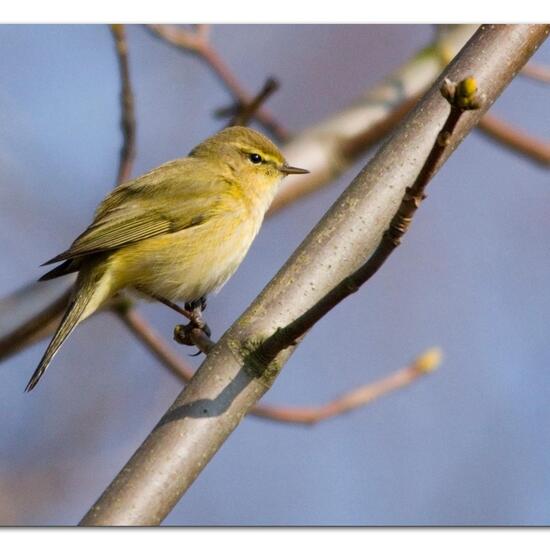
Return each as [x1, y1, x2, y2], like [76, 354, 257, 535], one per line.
[239, 147, 280, 165]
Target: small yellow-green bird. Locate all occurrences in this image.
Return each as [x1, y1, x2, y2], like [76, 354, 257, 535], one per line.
[26, 126, 308, 391]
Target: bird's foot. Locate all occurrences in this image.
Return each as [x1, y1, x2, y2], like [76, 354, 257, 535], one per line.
[174, 297, 213, 354]
[174, 320, 213, 355]
[184, 300, 210, 335]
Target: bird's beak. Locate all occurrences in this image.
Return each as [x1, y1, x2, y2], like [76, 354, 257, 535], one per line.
[280, 164, 310, 175]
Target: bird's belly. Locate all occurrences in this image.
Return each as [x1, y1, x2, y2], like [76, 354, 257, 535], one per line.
[114, 216, 260, 302]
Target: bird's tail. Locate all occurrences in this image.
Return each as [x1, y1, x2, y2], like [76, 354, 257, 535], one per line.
[25, 265, 109, 391]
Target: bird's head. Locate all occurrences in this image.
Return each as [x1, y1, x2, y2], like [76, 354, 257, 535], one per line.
[190, 126, 309, 199]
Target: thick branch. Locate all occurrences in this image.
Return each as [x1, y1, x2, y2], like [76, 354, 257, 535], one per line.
[270, 24, 478, 213]
[256, 77, 482, 365]
[80, 25, 550, 526]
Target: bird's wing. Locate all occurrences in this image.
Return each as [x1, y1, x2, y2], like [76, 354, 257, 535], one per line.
[43, 211, 184, 264]
[43, 159, 225, 265]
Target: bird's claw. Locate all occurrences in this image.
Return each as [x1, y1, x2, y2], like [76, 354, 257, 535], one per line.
[173, 320, 211, 347]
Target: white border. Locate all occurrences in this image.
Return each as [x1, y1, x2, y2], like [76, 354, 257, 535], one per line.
[0, 1, 548, 23]
[2, 528, 549, 548]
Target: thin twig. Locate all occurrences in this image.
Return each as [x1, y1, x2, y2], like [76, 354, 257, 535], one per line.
[145, 24, 288, 141]
[118, 304, 440, 424]
[226, 77, 280, 128]
[255, 77, 484, 366]
[521, 62, 550, 83]
[110, 24, 136, 185]
[117, 306, 195, 381]
[252, 348, 442, 424]
[478, 113, 550, 167]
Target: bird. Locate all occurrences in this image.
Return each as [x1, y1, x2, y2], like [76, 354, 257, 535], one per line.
[26, 126, 309, 391]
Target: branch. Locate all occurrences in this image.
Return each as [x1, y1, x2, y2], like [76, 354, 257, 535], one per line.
[521, 62, 550, 83]
[110, 25, 137, 185]
[252, 348, 442, 425]
[256, 77, 483, 365]
[146, 24, 288, 141]
[226, 77, 280, 128]
[0, 25, 476, 362]
[116, 305, 195, 382]
[79, 25, 550, 526]
[0, 287, 70, 361]
[123, 304, 437, 424]
[270, 25, 478, 213]
[478, 113, 550, 167]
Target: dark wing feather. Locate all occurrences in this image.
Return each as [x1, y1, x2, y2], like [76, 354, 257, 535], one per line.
[39, 259, 80, 280]
[42, 210, 205, 265]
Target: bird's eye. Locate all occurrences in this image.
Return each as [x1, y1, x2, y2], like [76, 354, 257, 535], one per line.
[249, 153, 263, 164]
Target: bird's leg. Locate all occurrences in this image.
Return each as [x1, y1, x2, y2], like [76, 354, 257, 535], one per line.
[185, 295, 207, 312]
[184, 296, 209, 333]
[183, 296, 211, 337]
[174, 296, 213, 354]
[139, 289, 208, 333]
[137, 287, 213, 352]
[146, 292, 194, 323]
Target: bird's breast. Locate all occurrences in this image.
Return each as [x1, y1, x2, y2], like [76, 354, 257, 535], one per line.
[114, 210, 263, 302]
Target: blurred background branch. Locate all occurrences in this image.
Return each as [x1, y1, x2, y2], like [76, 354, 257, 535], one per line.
[521, 61, 550, 83]
[478, 114, 550, 167]
[146, 24, 288, 141]
[252, 348, 441, 425]
[110, 24, 136, 184]
[225, 76, 280, 128]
